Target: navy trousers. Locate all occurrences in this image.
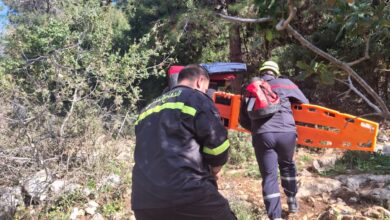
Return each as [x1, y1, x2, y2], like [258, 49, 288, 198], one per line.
[252, 132, 297, 219]
[134, 191, 237, 220]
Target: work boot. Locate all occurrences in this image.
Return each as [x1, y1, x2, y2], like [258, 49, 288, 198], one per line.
[287, 197, 298, 214]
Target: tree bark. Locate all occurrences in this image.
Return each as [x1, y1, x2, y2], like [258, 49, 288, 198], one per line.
[229, 24, 244, 93]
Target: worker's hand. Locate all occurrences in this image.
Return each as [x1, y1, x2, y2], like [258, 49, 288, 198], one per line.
[211, 166, 222, 181]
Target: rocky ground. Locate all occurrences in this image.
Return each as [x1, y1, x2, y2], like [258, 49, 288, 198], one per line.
[219, 147, 390, 220]
[1, 139, 390, 219]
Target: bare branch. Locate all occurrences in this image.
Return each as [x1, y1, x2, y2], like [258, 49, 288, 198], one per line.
[283, 24, 390, 118]
[217, 13, 272, 24]
[276, 0, 297, 31]
[60, 88, 78, 138]
[347, 36, 370, 66]
[117, 110, 129, 137]
[336, 77, 381, 113]
[215, 12, 390, 118]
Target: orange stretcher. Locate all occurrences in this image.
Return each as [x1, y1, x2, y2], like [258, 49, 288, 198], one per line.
[213, 92, 379, 152]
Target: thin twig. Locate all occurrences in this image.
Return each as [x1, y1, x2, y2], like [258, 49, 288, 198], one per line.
[336, 77, 381, 113]
[217, 13, 272, 23]
[347, 35, 370, 66]
[118, 110, 129, 137]
[60, 88, 78, 138]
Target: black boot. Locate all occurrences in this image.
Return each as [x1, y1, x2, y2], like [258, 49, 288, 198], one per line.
[287, 197, 298, 213]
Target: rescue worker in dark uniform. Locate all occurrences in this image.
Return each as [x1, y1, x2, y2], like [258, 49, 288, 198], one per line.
[132, 64, 236, 220]
[252, 61, 309, 220]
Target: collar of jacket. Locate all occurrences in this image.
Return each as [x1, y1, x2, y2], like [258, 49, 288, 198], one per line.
[262, 74, 276, 81]
[170, 85, 211, 99]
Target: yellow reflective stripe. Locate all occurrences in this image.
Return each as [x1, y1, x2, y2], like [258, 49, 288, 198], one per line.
[203, 140, 230, 156]
[182, 105, 197, 116]
[135, 102, 197, 125]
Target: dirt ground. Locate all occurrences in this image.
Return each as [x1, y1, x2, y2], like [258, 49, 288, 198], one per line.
[218, 147, 390, 219]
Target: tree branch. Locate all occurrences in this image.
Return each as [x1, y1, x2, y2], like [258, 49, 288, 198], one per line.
[276, 0, 297, 31]
[217, 13, 272, 23]
[284, 24, 390, 118]
[215, 13, 390, 118]
[336, 77, 381, 113]
[347, 36, 370, 66]
[60, 88, 78, 138]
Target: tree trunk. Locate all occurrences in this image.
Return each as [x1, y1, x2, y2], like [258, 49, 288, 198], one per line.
[229, 24, 243, 93]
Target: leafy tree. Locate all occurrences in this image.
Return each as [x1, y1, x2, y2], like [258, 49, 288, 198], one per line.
[0, 0, 163, 181]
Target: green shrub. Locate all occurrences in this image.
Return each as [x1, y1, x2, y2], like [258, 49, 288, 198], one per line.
[228, 131, 255, 166]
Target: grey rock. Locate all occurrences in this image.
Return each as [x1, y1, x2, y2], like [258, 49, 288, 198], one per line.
[336, 174, 390, 190]
[382, 143, 390, 155]
[50, 180, 82, 196]
[83, 188, 93, 197]
[360, 187, 390, 203]
[85, 200, 99, 215]
[331, 187, 359, 203]
[377, 133, 389, 142]
[70, 207, 85, 220]
[50, 180, 66, 194]
[63, 183, 82, 193]
[312, 160, 325, 173]
[300, 169, 313, 177]
[297, 177, 342, 197]
[23, 170, 52, 201]
[100, 174, 121, 188]
[92, 213, 105, 220]
[349, 197, 358, 203]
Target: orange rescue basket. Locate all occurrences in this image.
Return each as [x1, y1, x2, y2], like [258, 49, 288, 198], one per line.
[213, 92, 379, 152]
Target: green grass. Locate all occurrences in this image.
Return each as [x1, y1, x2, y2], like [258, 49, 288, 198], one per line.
[230, 200, 263, 220]
[228, 131, 255, 166]
[101, 201, 123, 217]
[321, 151, 390, 176]
[300, 154, 313, 163]
[87, 178, 97, 190]
[244, 163, 261, 179]
[31, 191, 87, 219]
[45, 211, 70, 220]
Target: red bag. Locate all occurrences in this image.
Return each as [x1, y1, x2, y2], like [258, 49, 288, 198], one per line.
[244, 79, 281, 119]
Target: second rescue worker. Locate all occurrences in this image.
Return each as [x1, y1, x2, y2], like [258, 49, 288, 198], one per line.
[131, 64, 237, 220]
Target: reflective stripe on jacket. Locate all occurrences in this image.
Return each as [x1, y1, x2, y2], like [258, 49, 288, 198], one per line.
[132, 85, 230, 209]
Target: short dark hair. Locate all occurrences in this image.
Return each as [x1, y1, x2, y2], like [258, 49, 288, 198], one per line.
[177, 64, 209, 83]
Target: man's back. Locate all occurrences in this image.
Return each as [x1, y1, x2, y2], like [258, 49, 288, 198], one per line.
[132, 86, 229, 209]
[251, 75, 309, 134]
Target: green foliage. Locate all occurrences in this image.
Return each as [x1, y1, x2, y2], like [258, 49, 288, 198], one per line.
[322, 151, 390, 176]
[296, 61, 337, 85]
[230, 199, 262, 220]
[48, 191, 87, 215]
[101, 201, 123, 217]
[244, 162, 261, 179]
[0, 0, 162, 133]
[228, 131, 255, 166]
[87, 178, 97, 190]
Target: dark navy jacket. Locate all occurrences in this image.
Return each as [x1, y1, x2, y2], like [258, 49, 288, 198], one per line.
[132, 86, 230, 209]
[251, 75, 309, 134]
